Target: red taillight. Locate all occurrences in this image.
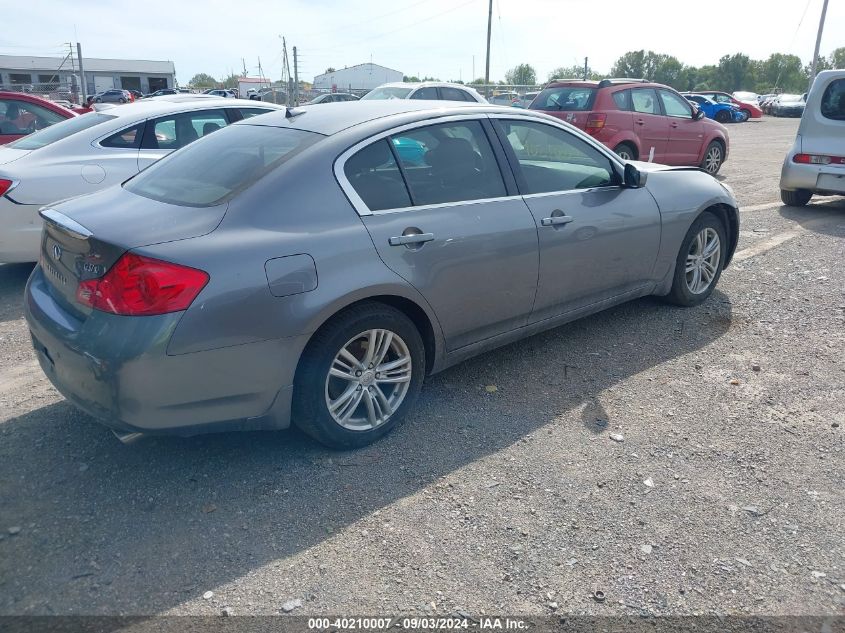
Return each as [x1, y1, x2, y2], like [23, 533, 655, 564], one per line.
[76, 253, 209, 316]
[585, 113, 607, 135]
[0, 179, 14, 197]
[793, 153, 845, 165]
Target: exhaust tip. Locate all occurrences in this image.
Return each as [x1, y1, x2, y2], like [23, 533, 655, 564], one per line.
[112, 430, 144, 445]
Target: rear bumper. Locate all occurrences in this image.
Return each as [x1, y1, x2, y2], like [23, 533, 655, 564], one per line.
[25, 266, 305, 435]
[780, 159, 845, 195]
[0, 196, 42, 263]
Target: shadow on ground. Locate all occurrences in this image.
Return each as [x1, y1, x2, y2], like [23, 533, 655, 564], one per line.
[778, 198, 845, 238]
[0, 291, 733, 616]
[0, 264, 33, 323]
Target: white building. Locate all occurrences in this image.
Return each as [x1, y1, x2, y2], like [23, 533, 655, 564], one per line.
[313, 63, 402, 92]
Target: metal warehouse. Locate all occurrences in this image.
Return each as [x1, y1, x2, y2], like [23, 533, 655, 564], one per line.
[312, 63, 403, 92]
[0, 54, 176, 96]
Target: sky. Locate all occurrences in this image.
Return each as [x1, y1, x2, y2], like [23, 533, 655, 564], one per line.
[2, 0, 843, 85]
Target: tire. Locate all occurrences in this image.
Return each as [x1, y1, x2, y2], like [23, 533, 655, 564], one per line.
[94, 98, 102, 103]
[700, 141, 724, 175]
[780, 188, 812, 207]
[614, 143, 637, 161]
[119, 98, 126, 103]
[715, 110, 731, 123]
[292, 302, 425, 449]
[664, 211, 727, 307]
[740, 109, 751, 121]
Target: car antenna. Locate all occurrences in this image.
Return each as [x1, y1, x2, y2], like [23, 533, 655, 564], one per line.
[285, 107, 304, 119]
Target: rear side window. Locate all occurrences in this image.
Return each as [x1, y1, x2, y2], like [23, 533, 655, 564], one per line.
[100, 123, 144, 149]
[441, 87, 471, 102]
[125, 124, 321, 207]
[410, 87, 439, 100]
[6, 112, 116, 150]
[530, 87, 596, 112]
[142, 109, 228, 150]
[390, 120, 506, 205]
[821, 79, 845, 120]
[631, 89, 659, 114]
[344, 139, 412, 211]
[611, 90, 630, 111]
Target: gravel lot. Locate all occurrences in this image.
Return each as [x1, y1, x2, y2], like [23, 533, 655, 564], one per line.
[0, 117, 843, 618]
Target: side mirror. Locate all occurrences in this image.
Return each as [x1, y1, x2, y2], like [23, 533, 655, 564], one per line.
[624, 163, 647, 188]
[694, 108, 706, 120]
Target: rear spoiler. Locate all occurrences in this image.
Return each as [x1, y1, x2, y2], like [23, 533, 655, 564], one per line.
[39, 208, 93, 240]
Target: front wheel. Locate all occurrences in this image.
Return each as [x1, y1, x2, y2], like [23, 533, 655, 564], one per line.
[740, 109, 751, 121]
[780, 188, 812, 206]
[292, 302, 425, 449]
[715, 110, 731, 123]
[700, 141, 724, 175]
[664, 212, 726, 307]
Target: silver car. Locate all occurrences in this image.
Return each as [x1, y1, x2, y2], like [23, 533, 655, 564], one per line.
[25, 101, 739, 448]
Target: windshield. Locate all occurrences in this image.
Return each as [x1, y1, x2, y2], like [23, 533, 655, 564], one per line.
[361, 87, 413, 100]
[125, 124, 323, 207]
[6, 112, 116, 150]
[529, 87, 597, 112]
[779, 94, 803, 103]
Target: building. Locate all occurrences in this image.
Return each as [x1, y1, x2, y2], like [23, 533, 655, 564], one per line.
[0, 54, 176, 96]
[237, 76, 272, 97]
[312, 63, 403, 92]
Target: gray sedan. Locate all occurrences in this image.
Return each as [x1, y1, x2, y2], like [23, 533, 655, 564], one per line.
[25, 101, 739, 448]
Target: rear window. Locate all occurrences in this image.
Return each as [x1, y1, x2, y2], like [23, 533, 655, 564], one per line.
[361, 87, 413, 100]
[6, 112, 115, 150]
[820, 79, 845, 120]
[529, 87, 596, 112]
[125, 124, 322, 207]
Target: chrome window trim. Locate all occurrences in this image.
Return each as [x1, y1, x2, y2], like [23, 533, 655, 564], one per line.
[367, 195, 524, 216]
[335, 112, 501, 216]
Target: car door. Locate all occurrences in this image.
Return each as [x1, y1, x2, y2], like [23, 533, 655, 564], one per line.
[630, 88, 669, 162]
[658, 89, 705, 166]
[340, 117, 539, 351]
[491, 117, 661, 322]
[137, 108, 230, 171]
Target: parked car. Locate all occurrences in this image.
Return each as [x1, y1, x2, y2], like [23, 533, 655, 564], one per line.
[307, 93, 360, 104]
[145, 88, 178, 98]
[127, 90, 144, 101]
[489, 91, 521, 106]
[23, 100, 738, 448]
[772, 93, 806, 117]
[94, 89, 133, 104]
[779, 70, 845, 206]
[733, 91, 759, 105]
[0, 97, 285, 262]
[529, 78, 730, 174]
[361, 82, 486, 103]
[682, 94, 745, 123]
[203, 89, 237, 98]
[0, 92, 76, 145]
[517, 91, 540, 108]
[696, 91, 762, 120]
[759, 93, 778, 113]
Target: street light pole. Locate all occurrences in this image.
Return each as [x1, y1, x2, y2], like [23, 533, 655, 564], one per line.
[808, 0, 829, 92]
[484, 0, 492, 97]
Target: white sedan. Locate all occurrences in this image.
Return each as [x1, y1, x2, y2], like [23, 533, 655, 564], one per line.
[0, 95, 286, 262]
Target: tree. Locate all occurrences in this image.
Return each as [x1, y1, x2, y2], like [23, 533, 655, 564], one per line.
[324, 67, 336, 74]
[221, 73, 240, 89]
[546, 65, 604, 82]
[468, 77, 487, 85]
[829, 47, 845, 70]
[758, 53, 805, 92]
[188, 73, 217, 88]
[505, 63, 537, 86]
[610, 50, 684, 88]
[715, 53, 758, 92]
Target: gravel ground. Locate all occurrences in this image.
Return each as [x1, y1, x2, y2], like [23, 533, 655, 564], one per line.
[0, 117, 843, 618]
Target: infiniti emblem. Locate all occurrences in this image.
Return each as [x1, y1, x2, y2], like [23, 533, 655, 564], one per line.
[52, 244, 62, 260]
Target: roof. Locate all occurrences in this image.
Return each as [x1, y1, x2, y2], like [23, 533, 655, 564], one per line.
[313, 63, 402, 79]
[237, 99, 541, 136]
[0, 55, 175, 75]
[83, 96, 285, 121]
[238, 77, 270, 84]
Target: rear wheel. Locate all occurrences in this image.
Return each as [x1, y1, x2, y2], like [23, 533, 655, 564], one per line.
[780, 188, 812, 207]
[700, 141, 724, 175]
[613, 143, 637, 161]
[664, 212, 726, 307]
[292, 302, 425, 449]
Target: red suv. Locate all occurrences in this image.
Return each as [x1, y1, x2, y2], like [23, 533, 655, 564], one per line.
[528, 78, 729, 174]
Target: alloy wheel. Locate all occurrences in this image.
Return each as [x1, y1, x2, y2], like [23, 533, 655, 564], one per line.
[324, 329, 413, 431]
[685, 227, 721, 294]
[703, 146, 722, 174]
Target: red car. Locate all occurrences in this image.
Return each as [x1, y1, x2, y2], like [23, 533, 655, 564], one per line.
[0, 92, 77, 145]
[528, 78, 730, 174]
[697, 91, 762, 120]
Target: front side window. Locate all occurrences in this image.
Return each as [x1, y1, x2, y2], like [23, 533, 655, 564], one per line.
[344, 139, 412, 211]
[710, 94, 731, 103]
[659, 90, 693, 118]
[361, 86, 413, 100]
[410, 87, 439, 100]
[142, 109, 228, 150]
[498, 120, 615, 194]
[390, 120, 506, 205]
[631, 89, 659, 115]
[126, 124, 321, 207]
[6, 112, 116, 150]
[821, 79, 845, 120]
[441, 87, 471, 102]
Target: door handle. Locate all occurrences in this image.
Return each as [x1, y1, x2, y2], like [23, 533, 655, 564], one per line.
[388, 232, 434, 246]
[540, 215, 574, 227]
[670, 122, 679, 128]
[635, 119, 645, 126]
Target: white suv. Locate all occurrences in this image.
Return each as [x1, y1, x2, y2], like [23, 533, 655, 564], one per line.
[361, 82, 487, 103]
[779, 70, 845, 206]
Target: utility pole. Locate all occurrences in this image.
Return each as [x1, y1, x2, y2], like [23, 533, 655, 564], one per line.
[77, 42, 86, 103]
[484, 0, 492, 96]
[242, 58, 248, 76]
[282, 37, 292, 105]
[583, 57, 588, 81]
[809, 0, 829, 92]
[472, 55, 475, 82]
[293, 46, 299, 105]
